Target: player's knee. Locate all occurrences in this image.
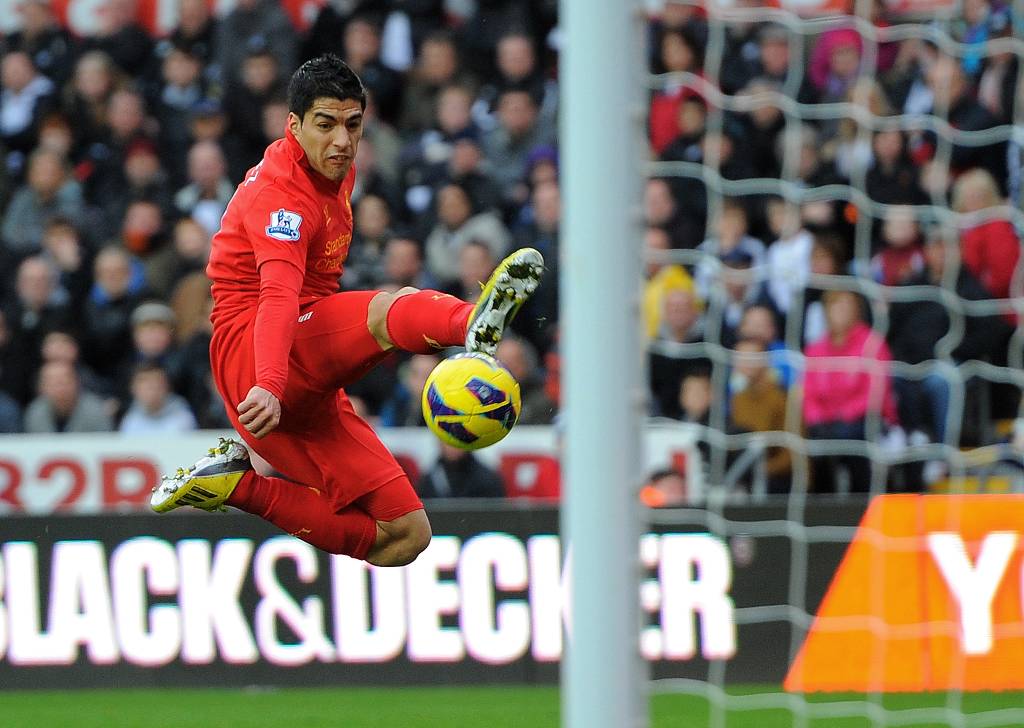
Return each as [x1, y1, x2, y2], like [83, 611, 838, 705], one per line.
[368, 288, 420, 349]
[369, 513, 432, 567]
[389, 519, 432, 566]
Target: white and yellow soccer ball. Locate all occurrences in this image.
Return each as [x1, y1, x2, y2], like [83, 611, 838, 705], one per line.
[421, 352, 522, 450]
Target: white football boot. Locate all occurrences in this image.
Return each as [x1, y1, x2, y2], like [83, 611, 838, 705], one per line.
[464, 247, 545, 357]
[150, 437, 252, 513]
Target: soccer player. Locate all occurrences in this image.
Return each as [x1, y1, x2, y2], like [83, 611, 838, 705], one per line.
[150, 55, 543, 567]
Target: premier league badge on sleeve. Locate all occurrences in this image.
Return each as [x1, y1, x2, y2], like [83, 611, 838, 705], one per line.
[265, 209, 303, 242]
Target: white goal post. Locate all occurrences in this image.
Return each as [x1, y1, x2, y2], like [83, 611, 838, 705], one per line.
[561, 0, 648, 727]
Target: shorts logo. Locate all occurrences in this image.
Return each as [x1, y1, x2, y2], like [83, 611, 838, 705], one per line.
[266, 208, 303, 242]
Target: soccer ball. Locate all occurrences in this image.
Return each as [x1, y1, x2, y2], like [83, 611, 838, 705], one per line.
[421, 352, 522, 450]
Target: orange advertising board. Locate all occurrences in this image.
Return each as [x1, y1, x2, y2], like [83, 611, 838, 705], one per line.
[786, 495, 1024, 692]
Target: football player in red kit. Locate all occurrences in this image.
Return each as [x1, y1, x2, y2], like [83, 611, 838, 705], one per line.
[150, 55, 543, 567]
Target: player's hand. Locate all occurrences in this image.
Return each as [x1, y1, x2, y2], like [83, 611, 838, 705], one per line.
[237, 386, 281, 439]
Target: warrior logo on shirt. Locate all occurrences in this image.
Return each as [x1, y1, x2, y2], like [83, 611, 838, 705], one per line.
[265, 209, 303, 242]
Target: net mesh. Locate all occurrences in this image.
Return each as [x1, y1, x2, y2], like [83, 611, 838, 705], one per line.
[643, 1, 1024, 725]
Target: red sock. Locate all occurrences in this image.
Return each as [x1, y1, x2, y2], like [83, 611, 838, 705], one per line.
[227, 471, 378, 560]
[385, 290, 473, 353]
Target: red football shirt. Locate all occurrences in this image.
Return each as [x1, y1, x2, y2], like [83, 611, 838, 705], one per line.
[207, 128, 356, 398]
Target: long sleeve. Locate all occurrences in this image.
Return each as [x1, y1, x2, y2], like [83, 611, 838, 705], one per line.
[253, 258, 304, 400]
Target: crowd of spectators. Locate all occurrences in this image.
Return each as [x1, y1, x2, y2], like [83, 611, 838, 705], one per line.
[646, 0, 1024, 496]
[1, 0, 1021, 498]
[0, 0, 560, 462]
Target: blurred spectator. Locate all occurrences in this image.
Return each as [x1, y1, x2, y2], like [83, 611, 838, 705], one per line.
[648, 288, 707, 418]
[954, 0, 1004, 77]
[803, 290, 896, 493]
[83, 88, 152, 208]
[5, 256, 70, 381]
[447, 136, 502, 218]
[380, 353, 440, 427]
[679, 371, 712, 426]
[119, 363, 198, 434]
[344, 194, 394, 291]
[154, 41, 209, 183]
[0, 309, 31, 405]
[40, 217, 91, 309]
[643, 225, 697, 340]
[729, 338, 792, 493]
[167, 0, 219, 67]
[738, 303, 793, 390]
[424, 182, 511, 286]
[474, 31, 555, 131]
[482, 86, 556, 212]
[382, 235, 436, 290]
[0, 50, 56, 170]
[645, 177, 704, 250]
[401, 84, 479, 196]
[808, 27, 862, 103]
[62, 51, 119, 155]
[146, 217, 211, 300]
[658, 96, 705, 165]
[866, 129, 928, 205]
[783, 125, 844, 192]
[340, 16, 402, 124]
[117, 199, 171, 293]
[352, 129, 403, 214]
[870, 206, 924, 286]
[496, 335, 556, 425]
[828, 79, 892, 181]
[694, 199, 766, 301]
[399, 31, 474, 133]
[2, 0, 75, 87]
[888, 228, 1013, 445]
[0, 386, 21, 433]
[448, 239, 496, 303]
[174, 140, 234, 236]
[976, 9, 1018, 125]
[736, 77, 786, 179]
[511, 179, 559, 351]
[714, 249, 774, 349]
[24, 361, 112, 433]
[639, 468, 688, 507]
[82, 246, 147, 381]
[40, 328, 107, 398]
[102, 137, 174, 230]
[216, 0, 297, 90]
[78, 0, 154, 76]
[764, 197, 813, 316]
[649, 25, 704, 155]
[920, 54, 1006, 190]
[224, 47, 286, 165]
[803, 231, 849, 346]
[952, 169, 1022, 301]
[1, 148, 84, 255]
[417, 443, 505, 498]
[186, 99, 249, 183]
[127, 301, 182, 370]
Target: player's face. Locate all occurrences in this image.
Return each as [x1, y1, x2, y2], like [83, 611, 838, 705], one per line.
[290, 97, 364, 183]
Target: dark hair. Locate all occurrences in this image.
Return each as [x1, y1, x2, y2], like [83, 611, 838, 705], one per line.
[287, 54, 366, 120]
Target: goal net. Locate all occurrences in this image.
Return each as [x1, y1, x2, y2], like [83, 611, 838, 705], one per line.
[641, 0, 1024, 725]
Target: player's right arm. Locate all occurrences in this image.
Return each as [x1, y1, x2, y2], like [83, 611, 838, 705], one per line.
[237, 188, 319, 437]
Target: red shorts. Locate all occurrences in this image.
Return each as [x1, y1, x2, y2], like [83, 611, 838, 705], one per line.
[210, 290, 422, 518]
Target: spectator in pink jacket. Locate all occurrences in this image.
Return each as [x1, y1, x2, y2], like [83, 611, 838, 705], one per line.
[803, 290, 897, 493]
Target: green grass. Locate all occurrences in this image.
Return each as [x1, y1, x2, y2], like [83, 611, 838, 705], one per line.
[0, 686, 1021, 727]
